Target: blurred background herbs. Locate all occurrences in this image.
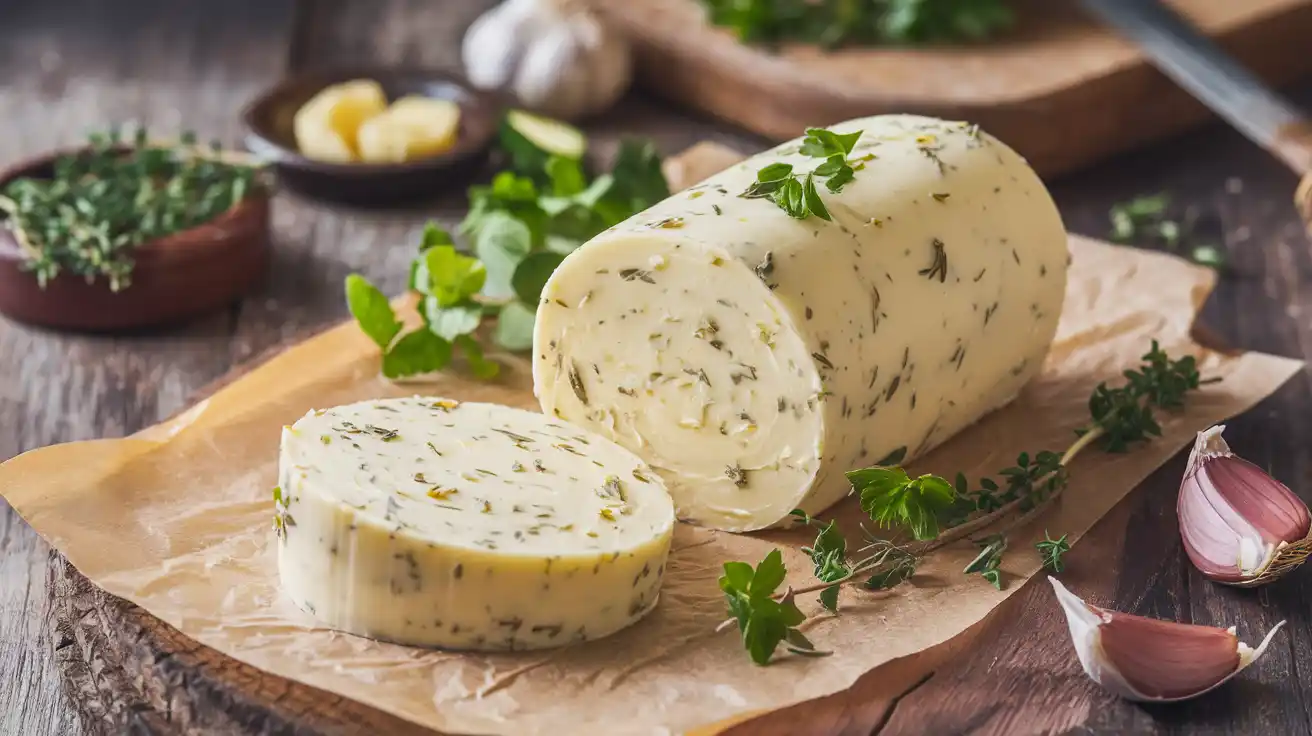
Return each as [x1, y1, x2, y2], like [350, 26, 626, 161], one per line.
[0, 128, 264, 292]
[700, 0, 1014, 48]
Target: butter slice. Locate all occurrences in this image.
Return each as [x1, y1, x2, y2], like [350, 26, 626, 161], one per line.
[276, 397, 674, 650]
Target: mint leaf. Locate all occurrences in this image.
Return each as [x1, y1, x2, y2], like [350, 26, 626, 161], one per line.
[345, 274, 401, 350]
[606, 139, 670, 212]
[423, 298, 482, 342]
[421, 246, 487, 307]
[455, 334, 500, 380]
[473, 212, 533, 301]
[720, 561, 754, 595]
[749, 548, 787, 597]
[420, 222, 454, 251]
[511, 251, 565, 305]
[545, 156, 587, 197]
[493, 300, 537, 351]
[382, 330, 452, 379]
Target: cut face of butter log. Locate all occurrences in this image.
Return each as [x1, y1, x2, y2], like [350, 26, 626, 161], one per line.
[276, 397, 675, 650]
[533, 115, 1068, 531]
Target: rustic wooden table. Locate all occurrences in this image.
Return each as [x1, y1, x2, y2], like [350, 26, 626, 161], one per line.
[3, 0, 1311, 734]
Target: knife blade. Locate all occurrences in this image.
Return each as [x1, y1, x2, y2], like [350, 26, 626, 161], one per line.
[1076, 0, 1312, 175]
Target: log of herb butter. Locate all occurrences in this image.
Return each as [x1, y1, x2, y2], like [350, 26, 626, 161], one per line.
[275, 397, 675, 650]
[533, 114, 1068, 531]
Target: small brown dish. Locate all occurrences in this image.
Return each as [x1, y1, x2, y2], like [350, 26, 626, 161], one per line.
[241, 68, 501, 206]
[0, 148, 271, 333]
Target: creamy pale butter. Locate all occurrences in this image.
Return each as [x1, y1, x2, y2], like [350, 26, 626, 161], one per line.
[533, 114, 1068, 531]
[275, 397, 675, 650]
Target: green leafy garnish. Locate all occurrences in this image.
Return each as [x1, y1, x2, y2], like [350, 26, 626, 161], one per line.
[1036, 531, 1070, 573]
[345, 274, 402, 350]
[848, 466, 957, 540]
[345, 115, 669, 378]
[791, 510, 850, 612]
[742, 127, 862, 221]
[720, 550, 828, 665]
[1083, 340, 1203, 452]
[963, 534, 1007, 589]
[702, 0, 1013, 48]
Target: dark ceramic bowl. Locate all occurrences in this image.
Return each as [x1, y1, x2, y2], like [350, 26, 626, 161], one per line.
[0, 148, 271, 332]
[241, 68, 501, 206]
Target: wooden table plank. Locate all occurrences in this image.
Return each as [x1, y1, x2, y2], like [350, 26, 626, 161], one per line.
[0, 1, 300, 734]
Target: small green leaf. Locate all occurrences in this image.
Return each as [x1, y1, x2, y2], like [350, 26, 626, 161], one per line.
[743, 605, 788, 665]
[419, 222, 454, 251]
[800, 128, 862, 158]
[455, 334, 500, 380]
[545, 156, 587, 197]
[1191, 245, 1225, 269]
[423, 298, 482, 341]
[825, 165, 855, 193]
[749, 549, 787, 599]
[720, 561, 755, 595]
[803, 174, 831, 221]
[493, 300, 537, 351]
[345, 274, 401, 349]
[511, 251, 565, 305]
[381, 330, 452, 379]
[421, 246, 487, 306]
[473, 212, 533, 300]
[819, 584, 840, 613]
[757, 162, 794, 182]
[874, 446, 907, 466]
[812, 155, 845, 177]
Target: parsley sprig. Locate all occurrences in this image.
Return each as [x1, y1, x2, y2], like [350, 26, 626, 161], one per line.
[741, 127, 871, 221]
[718, 549, 829, 664]
[723, 342, 1213, 664]
[344, 121, 669, 379]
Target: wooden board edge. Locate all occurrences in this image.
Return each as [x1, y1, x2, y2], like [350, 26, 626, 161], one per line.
[618, 3, 1312, 177]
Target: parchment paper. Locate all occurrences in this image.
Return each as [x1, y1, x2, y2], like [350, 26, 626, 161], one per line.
[0, 143, 1303, 736]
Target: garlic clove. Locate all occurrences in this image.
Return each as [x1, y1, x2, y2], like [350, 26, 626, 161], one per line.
[462, 0, 542, 91]
[1049, 577, 1284, 702]
[1178, 425, 1312, 586]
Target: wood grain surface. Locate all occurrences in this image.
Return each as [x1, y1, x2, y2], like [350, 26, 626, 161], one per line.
[2, 0, 1311, 734]
[606, 0, 1312, 177]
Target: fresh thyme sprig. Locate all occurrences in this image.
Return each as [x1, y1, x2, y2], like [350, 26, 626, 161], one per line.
[723, 341, 1213, 664]
[0, 128, 264, 292]
[741, 127, 872, 221]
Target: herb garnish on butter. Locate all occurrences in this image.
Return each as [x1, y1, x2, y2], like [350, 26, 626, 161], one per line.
[722, 342, 1212, 664]
[741, 127, 867, 221]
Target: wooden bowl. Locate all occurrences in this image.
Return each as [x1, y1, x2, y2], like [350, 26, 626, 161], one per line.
[0, 148, 271, 332]
[241, 68, 501, 206]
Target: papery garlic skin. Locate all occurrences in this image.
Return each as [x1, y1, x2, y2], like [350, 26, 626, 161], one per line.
[1178, 425, 1312, 586]
[462, 0, 633, 121]
[1049, 577, 1284, 702]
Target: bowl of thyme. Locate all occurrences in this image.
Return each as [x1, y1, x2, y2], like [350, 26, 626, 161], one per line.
[0, 128, 272, 331]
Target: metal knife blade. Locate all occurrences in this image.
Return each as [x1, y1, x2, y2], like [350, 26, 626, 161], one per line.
[1076, 0, 1312, 174]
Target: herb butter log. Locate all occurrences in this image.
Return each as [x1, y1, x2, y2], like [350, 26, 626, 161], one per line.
[533, 115, 1068, 531]
[275, 397, 675, 650]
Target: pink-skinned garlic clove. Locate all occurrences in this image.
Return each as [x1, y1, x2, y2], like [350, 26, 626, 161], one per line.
[1178, 425, 1312, 586]
[1049, 577, 1284, 702]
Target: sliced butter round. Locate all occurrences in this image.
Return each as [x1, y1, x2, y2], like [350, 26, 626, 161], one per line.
[276, 396, 675, 650]
[533, 114, 1068, 531]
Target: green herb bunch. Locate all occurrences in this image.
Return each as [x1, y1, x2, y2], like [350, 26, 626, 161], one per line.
[345, 123, 669, 379]
[702, 0, 1014, 49]
[742, 127, 871, 221]
[722, 342, 1211, 664]
[0, 128, 263, 292]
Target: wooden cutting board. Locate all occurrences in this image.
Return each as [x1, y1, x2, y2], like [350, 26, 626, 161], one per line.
[604, 0, 1312, 176]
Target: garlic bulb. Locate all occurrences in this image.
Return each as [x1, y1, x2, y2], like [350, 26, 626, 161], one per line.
[462, 0, 633, 122]
[1178, 425, 1312, 586]
[1049, 577, 1284, 702]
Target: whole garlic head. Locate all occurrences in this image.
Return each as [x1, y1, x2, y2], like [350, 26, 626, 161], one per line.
[462, 0, 633, 122]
